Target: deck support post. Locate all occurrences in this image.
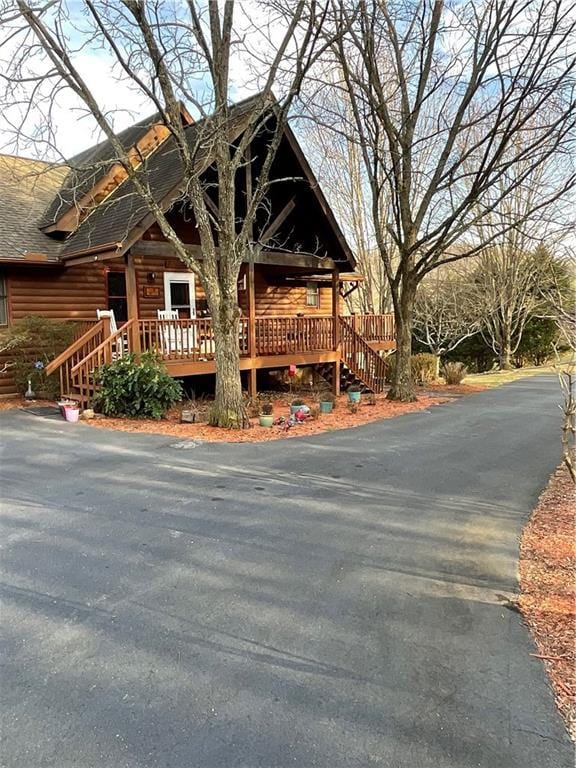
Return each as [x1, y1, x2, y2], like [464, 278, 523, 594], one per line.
[125, 251, 141, 354]
[247, 260, 257, 397]
[332, 268, 340, 396]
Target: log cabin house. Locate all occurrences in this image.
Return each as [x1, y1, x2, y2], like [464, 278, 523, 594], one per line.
[0, 97, 395, 403]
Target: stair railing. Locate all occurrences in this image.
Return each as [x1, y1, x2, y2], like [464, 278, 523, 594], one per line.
[70, 319, 135, 406]
[339, 317, 387, 393]
[45, 320, 105, 398]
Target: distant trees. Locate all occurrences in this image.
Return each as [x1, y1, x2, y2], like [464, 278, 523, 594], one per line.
[412, 269, 478, 378]
[313, 0, 576, 400]
[470, 246, 560, 370]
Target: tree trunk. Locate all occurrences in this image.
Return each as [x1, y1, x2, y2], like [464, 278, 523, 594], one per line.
[498, 328, 514, 370]
[209, 299, 248, 429]
[388, 281, 417, 402]
[434, 353, 441, 380]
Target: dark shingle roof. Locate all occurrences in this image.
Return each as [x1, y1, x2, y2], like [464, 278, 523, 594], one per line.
[61, 130, 191, 256]
[39, 112, 162, 228]
[60, 97, 260, 258]
[0, 155, 68, 262]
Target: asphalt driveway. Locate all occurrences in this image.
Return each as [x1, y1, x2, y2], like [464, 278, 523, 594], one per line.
[0, 376, 572, 767]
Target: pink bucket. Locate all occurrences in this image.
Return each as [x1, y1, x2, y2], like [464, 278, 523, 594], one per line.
[64, 406, 80, 423]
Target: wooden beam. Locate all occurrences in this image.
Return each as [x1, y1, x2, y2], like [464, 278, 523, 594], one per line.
[247, 261, 256, 358]
[203, 191, 219, 219]
[125, 252, 141, 353]
[245, 144, 253, 241]
[131, 239, 335, 270]
[259, 197, 296, 245]
[332, 268, 340, 351]
[163, 351, 339, 378]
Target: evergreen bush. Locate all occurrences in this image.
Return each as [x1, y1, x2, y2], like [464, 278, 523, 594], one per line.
[93, 352, 182, 419]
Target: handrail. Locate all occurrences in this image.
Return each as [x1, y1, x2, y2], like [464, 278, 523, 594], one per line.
[339, 317, 387, 393]
[347, 313, 395, 341]
[71, 319, 135, 375]
[45, 320, 104, 375]
[70, 319, 135, 407]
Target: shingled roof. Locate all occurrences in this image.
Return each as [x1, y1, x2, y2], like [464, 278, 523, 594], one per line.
[0, 155, 68, 262]
[2, 94, 355, 270]
[39, 112, 164, 229]
[59, 95, 265, 259]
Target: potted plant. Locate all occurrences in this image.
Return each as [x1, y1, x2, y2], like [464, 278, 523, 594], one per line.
[259, 401, 274, 427]
[347, 385, 362, 403]
[290, 398, 306, 415]
[319, 392, 335, 413]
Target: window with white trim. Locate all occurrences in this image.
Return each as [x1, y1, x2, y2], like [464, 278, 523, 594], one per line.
[306, 281, 320, 307]
[0, 275, 7, 325]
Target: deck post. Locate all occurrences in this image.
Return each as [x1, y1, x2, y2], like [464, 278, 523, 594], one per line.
[247, 260, 257, 397]
[332, 268, 341, 396]
[125, 251, 141, 354]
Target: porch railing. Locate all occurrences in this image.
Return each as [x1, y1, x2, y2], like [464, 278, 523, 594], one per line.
[45, 319, 105, 396]
[138, 318, 250, 361]
[255, 315, 335, 356]
[346, 313, 395, 342]
[71, 320, 135, 404]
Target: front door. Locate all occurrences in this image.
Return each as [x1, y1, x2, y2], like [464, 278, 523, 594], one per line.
[106, 270, 128, 322]
[163, 272, 196, 319]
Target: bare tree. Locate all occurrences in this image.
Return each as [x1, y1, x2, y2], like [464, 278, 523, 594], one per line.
[0, 0, 337, 427]
[298, 81, 392, 313]
[471, 245, 558, 369]
[544, 246, 576, 480]
[413, 268, 479, 378]
[314, 0, 576, 400]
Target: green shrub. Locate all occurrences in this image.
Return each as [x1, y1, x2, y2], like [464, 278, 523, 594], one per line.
[5, 316, 80, 398]
[93, 352, 182, 419]
[442, 361, 468, 385]
[515, 317, 558, 366]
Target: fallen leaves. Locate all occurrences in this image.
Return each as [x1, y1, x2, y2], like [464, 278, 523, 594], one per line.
[519, 462, 576, 740]
[84, 391, 450, 443]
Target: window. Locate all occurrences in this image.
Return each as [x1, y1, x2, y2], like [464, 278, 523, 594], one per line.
[306, 281, 320, 307]
[0, 275, 7, 325]
[106, 271, 128, 322]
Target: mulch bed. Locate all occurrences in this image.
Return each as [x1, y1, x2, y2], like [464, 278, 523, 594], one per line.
[519, 462, 576, 740]
[0, 397, 54, 411]
[83, 390, 451, 443]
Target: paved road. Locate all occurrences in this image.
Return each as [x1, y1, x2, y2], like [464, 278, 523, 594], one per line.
[0, 376, 572, 767]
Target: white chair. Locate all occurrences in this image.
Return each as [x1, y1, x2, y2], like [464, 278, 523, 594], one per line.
[157, 309, 197, 354]
[96, 309, 127, 357]
[97, 308, 118, 333]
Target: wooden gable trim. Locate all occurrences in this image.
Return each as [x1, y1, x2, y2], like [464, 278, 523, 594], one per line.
[44, 103, 195, 236]
[62, 109, 355, 272]
[130, 240, 335, 270]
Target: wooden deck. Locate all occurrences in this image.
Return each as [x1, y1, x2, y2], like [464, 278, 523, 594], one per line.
[46, 313, 396, 403]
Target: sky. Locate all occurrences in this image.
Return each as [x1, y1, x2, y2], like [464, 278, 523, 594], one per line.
[0, 0, 277, 161]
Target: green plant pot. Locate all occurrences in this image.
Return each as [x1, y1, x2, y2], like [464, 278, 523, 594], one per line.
[290, 404, 305, 414]
[259, 415, 274, 427]
[348, 390, 362, 403]
[319, 401, 333, 413]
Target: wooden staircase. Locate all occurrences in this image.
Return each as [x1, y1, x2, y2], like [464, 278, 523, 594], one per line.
[316, 318, 388, 393]
[45, 319, 135, 407]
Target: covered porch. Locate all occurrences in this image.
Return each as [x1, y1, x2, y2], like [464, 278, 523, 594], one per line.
[47, 242, 395, 403]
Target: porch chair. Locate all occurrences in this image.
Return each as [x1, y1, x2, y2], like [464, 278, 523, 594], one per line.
[96, 309, 127, 358]
[157, 309, 196, 354]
